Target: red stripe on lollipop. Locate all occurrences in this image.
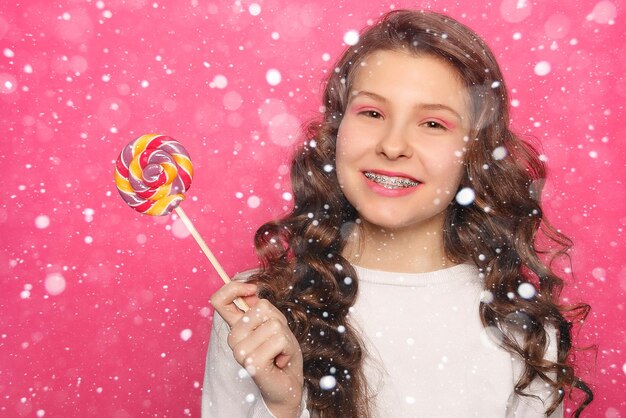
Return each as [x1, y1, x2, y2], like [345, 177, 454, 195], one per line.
[116, 157, 129, 177]
[133, 199, 154, 213]
[146, 135, 169, 150]
[176, 164, 192, 190]
[139, 148, 150, 169]
[135, 187, 162, 200]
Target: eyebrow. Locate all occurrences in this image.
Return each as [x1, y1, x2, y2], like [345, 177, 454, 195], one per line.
[349, 90, 464, 122]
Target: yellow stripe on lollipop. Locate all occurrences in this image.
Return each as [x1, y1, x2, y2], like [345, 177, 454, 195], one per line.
[129, 134, 161, 181]
[129, 157, 144, 182]
[133, 133, 160, 156]
[114, 169, 134, 193]
[161, 161, 178, 183]
[150, 183, 172, 201]
[145, 194, 184, 216]
[172, 154, 193, 177]
[143, 162, 176, 200]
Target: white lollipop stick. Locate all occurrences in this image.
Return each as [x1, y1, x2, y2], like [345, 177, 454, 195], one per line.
[175, 206, 250, 312]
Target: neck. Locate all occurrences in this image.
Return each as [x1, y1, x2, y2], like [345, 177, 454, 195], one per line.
[342, 215, 454, 273]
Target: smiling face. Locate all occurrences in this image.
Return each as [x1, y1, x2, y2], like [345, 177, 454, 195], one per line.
[335, 49, 471, 235]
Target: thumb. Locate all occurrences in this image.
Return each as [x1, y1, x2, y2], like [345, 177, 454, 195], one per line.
[274, 353, 290, 369]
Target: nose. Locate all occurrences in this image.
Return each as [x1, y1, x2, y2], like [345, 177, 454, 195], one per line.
[375, 123, 413, 160]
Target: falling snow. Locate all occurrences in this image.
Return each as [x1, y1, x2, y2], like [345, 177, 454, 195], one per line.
[534, 61, 552, 76]
[265, 69, 282, 86]
[210, 74, 228, 89]
[249, 4, 261, 17]
[172, 217, 192, 239]
[35, 215, 50, 229]
[44, 273, 66, 296]
[343, 30, 360, 46]
[247, 195, 261, 209]
[455, 187, 476, 206]
[492, 146, 508, 160]
[319, 375, 337, 390]
[180, 329, 193, 341]
[517, 282, 536, 299]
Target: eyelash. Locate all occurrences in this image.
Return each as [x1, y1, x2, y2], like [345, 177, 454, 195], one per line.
[359, 109, 383, 119]
[423, 120, 447, 130]
[355, 108, 449, 130]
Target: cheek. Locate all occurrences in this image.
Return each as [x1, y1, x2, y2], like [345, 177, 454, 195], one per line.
[447, 160, 466, 192]
[335, 124, 356, 168]
[336, 121, 352, 151]
[428, 149, 466, 189]
[336, 119, 369, 157]
[335, 123, 366, 196]
[429, 147, 464, 170]
[334, 128, 349, 186]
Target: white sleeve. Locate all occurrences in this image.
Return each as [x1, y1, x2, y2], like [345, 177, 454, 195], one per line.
[201, 312, 311, 418]
[506, 327, 564, 418]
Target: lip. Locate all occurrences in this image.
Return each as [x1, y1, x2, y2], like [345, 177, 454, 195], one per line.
[361, 169, 422, 197]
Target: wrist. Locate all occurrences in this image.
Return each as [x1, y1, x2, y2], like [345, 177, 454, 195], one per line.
[264, 396, 303, 418]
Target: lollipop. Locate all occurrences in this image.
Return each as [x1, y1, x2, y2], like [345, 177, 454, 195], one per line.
[114, 134, 249, 310]
[114, 133, 192, 216]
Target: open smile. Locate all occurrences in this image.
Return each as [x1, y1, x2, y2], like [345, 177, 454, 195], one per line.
[363, 171, 421, 189]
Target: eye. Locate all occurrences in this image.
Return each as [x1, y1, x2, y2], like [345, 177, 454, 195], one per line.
[359, 109, 384, 119]
[423, 120, 447, 130]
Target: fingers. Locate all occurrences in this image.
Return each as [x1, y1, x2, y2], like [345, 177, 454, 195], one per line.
[227, 299, 288, 347]
[209, 281, 258, 327]
[234, 293, 259, 312]
[232, 317, 299, 375]
[227, 299, 298, 370]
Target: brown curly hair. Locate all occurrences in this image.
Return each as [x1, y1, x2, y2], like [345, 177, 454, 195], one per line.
[250, 10, 592, 417]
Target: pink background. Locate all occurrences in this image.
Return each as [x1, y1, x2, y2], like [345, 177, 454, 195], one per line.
[1, 0, 624, 417]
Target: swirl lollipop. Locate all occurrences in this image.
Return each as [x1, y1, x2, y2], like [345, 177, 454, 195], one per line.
[114, 134, 249, 310]
[114, 133, 192, 216]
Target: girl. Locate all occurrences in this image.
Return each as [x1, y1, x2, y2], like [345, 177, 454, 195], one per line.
[202, 10, 592, 418]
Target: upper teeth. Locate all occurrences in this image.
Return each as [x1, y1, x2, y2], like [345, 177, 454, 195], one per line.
[364, 172, 419, 188]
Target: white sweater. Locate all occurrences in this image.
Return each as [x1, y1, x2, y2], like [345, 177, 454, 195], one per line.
[202, 264, 563, 417]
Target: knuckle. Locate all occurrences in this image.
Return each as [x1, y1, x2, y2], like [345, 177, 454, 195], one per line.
[210, 283, 232, 304]
[209, 291, 219, 305]
[226, 332, 237, 349]
[277, 313, 289, 326]
[231, 343, 247, 364]
[276, 333, 289, 346]
[257, 299, 272, 310]
[267, 317, 284, 332]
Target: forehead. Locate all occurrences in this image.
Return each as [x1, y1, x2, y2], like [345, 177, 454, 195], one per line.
[350, 49, 470, 116]
[353, 49, 464, 87]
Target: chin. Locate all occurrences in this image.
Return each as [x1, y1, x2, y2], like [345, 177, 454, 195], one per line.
[360, 215, 418, 231]
[359, 210, 447, 233]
